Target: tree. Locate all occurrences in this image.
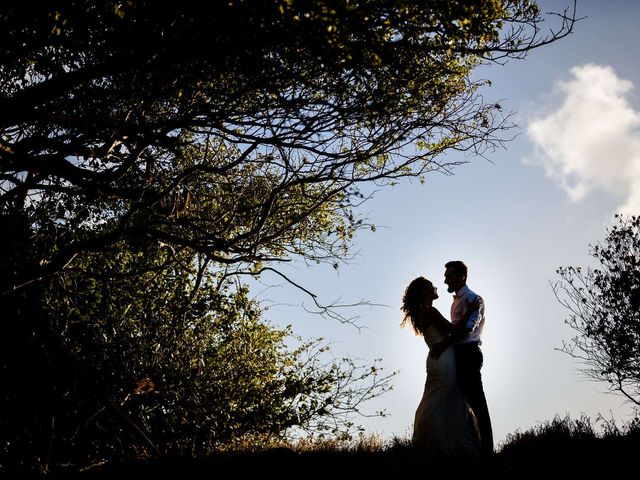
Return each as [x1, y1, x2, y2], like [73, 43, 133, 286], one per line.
[0, 2, 577, 471]
[554, 214, 640, 407]
[0, 1, 576, 297]
[0, 240, 394, 474]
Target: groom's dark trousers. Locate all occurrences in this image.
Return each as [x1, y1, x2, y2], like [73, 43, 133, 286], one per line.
[454, 342, 494, 455]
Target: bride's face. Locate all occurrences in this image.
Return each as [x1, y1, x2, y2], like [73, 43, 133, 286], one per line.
[425, 284, 439, 301]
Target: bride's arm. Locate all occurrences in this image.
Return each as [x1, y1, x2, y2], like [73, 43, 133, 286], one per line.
[422, 306, 454, 334]
[429, 299, 480, 358]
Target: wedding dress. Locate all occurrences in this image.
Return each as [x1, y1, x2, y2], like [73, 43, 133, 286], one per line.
[412, 323, 480, 452]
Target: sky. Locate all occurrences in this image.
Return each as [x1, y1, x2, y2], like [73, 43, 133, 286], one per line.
[252, 1, 640, 448]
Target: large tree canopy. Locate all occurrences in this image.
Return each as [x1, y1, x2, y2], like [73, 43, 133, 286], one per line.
[0, 1, 578, 474]
[0, 0, 575, 295]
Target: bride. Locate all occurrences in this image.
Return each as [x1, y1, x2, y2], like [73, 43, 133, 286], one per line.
[401, 276, 480, 452]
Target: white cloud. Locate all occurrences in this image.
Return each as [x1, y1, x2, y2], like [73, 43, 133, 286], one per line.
[527, 63, 640, 214]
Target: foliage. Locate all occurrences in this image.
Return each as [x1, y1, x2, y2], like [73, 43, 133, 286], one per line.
[0, 242, 394, 475]
[498, 413, 640, 468]
[554, 214, 640, 406]
[0, 0, 576, 294]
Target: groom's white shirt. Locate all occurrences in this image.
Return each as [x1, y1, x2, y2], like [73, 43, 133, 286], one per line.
[451, 284, 485, 344]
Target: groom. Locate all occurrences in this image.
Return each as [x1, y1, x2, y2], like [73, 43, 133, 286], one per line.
[431, 260, 494, 455]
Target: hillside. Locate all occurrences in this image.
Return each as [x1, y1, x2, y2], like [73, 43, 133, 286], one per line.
[45, 416, 640, 479]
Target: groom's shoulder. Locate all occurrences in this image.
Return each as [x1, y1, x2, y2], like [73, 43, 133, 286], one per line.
[464, 285, 483, 300]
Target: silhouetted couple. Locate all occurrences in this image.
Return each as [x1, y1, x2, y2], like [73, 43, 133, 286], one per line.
[401, 261, 493, 456]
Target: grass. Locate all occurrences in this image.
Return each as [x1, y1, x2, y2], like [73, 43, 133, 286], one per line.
[43, 414, 640, 479]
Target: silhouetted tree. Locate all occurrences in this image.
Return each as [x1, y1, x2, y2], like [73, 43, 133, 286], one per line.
[0, 1, 577, 473]
[554, 214, 640, 406]
[0, 0, 576, 296]
[0, 240, 394, 474]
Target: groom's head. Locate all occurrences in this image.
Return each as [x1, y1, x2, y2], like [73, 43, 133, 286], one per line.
[444, 260, 467, 293]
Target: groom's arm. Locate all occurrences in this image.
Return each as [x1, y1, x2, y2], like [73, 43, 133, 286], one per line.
[429, 321, 469, 359]
[461, 295, 483, 334]
[450, 295, 483, 341]
[430, 296, 482, 358]
[449, 316, 473, 342]
[431, 319, 470, 356]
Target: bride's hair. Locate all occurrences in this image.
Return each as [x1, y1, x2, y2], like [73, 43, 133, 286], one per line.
[401, 276, 432, 335]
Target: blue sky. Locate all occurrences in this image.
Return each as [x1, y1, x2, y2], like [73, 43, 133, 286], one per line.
[254, 1, 640, 447]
